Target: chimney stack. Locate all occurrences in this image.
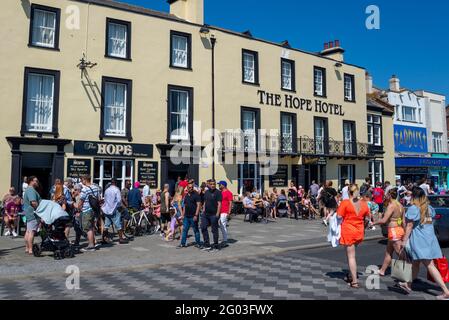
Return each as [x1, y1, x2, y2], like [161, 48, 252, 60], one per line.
[389, 75, 400, 92]
[366, 72, 373, 94]
[168, 0, 204, 25]
[320, 39, 344, 62]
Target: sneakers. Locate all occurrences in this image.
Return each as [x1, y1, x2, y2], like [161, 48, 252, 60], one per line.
[208, 245, 220, 253]
[369, 226, 376, 231]
[81, 247, 96, 252]
[322, 219, 328, 227]
[201, 245, 212, 251]
[155, 225, 161, 232]
[176, 244, 187, 249]
[194, 243, 202, 249]
[12, 231, 18, 237]
[220, 242, 229, 249]
[4, 230, 10, 236]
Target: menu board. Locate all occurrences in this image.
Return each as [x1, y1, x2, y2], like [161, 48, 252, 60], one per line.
[269, 165, 288, 187]
[67, 159, 91, 179]
[138, 161, 158, 189]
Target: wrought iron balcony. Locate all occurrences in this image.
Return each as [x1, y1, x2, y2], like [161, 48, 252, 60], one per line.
[219, 132, 372, 158]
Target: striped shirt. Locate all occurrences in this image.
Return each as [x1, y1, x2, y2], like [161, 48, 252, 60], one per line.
[80, 184, 101, 213]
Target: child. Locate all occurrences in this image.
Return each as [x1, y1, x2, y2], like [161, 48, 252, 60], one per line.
[364, 191, 379, 230]
[303, 194, 319, 220]
[4, 196, 21, 237]
[152, 194, 161, 232]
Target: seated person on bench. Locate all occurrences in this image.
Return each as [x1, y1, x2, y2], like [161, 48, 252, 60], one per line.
[243, 192, 261, 223]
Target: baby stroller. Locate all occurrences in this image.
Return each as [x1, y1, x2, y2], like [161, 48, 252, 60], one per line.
[32, 200, 75, 260]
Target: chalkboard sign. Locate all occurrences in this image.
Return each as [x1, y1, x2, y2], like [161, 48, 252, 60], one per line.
[138, 161, 158, 189]
[269, 165, 288, 187]
[67, 159, 91, 179]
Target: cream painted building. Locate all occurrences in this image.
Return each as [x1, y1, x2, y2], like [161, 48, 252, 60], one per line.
[0, 0, 394, 196]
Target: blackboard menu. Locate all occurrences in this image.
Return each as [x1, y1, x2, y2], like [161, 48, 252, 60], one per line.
[138, 161, 158, 189]
[269, 165, 288, 187]
[67, 159, 91, 179]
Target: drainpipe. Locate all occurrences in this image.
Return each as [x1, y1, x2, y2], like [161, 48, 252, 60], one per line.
[211, 35, 216, 180]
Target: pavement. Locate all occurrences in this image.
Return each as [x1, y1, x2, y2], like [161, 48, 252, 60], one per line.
[4, 215, 448, 300]
[0, 215, 381, 279]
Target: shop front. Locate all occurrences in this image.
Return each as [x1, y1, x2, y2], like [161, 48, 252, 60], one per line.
[71, 140, 154, 191]
[395, 157, 449, 190]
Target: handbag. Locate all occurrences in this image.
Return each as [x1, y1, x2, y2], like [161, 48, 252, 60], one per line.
[391, 251, 413, 283]
[427, 257, 449, 283]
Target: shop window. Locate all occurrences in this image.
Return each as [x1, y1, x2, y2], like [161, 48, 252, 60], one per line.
[170, 31, 191, 69]
[338, 164, 355, 190]
[368, 160, 383, 186]
[106, 18, 131, 60]
[238, 163, 262, 195]
[94, 159, 134, 191]
[29, 4, 60, 50]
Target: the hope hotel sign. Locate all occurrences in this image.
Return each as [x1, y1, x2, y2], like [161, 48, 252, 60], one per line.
[74, 141, 153, 158]
[257, 90, 345, 116]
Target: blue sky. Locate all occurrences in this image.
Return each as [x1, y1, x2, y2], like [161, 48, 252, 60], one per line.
[121, 0, 448, 100]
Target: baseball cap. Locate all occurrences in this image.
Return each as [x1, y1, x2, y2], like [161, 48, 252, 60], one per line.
[218, 180, 227, 187]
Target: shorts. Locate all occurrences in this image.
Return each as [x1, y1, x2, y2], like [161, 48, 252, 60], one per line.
[80, 210, 95, 232]
[104, 210, 122, 231]
[161, 212, 171, 224]
[26, 219, 39, 232]
[388, 226, 404, 242]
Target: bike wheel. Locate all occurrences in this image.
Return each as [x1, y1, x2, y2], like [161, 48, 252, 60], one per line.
[32, 244, 42, 257]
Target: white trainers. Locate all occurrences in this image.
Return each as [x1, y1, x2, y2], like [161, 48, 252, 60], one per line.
[12, 231, 18, 237]
[4, 230, 10, 236]
[322, 219, 328, 227]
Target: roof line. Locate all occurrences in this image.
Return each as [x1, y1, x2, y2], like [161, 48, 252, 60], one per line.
[72, 0, 366, 71]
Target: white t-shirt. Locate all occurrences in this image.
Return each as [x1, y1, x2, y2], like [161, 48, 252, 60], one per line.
[22, 182, 28, 197]
[142, 185, 151, 198]
[419, 183, 430, 196]
[342, 186, 349, 200]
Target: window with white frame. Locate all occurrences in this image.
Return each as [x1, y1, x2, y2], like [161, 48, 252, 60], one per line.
[243, 50, 258, 84]
[169, 89, 190, 141]
[314, 67, 325, 96]
[368, 160, 383, 186]
[25, 72, 55, 132]
[94, 159, 133, 191]
[103, 81, 127, 136]
[344, 74, 355, 101]
[281, 113, 293, 153]
[171, 32, 190, 68]
[367, 114, 382, 146]
[106, 19, 130, 59]
[432, 132, 443, 153]
[242, 110, 257, 152]
[30, 6, 59, 48]
[402, 106, 416, 122]
[238, 163, 262, 195]
[281, 59, 294, 91]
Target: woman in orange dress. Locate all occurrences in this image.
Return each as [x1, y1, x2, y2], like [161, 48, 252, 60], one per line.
[337, 184, 371, 288]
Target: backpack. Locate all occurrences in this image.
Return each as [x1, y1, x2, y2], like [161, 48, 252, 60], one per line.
[87, 186, 101, 217]
[360, 183, 369, 196]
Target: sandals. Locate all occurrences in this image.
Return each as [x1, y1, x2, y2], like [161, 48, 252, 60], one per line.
[436, 294, 449, 300]
[349, 282, 360, 289]
[397, 282, 412, 294]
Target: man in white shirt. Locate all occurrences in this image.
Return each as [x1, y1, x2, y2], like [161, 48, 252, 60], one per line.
[341, 180, 350, 200]
[102, 178, 128, 245]
[142, 180, 151, 198]
[419, 178, 433, 196]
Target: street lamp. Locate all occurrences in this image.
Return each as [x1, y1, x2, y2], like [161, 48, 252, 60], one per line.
[200, 25, 217, 180]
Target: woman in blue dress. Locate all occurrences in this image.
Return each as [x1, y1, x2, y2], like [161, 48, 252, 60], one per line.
[399, 187, 449, 299]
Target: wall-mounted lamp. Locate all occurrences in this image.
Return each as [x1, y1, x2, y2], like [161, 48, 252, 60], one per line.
[335, 62, 343, 68]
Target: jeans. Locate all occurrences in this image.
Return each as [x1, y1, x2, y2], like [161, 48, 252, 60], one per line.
[201, 213, 219, 246]
[219, 214, 228, 242]
[181, 216, 201, 246]
[104, 209, 123, 231]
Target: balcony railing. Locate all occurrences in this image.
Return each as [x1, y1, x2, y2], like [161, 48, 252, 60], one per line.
[219, 132, 372, 158]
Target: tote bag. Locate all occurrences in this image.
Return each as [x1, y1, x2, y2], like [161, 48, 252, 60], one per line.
[391, 258, 413, 283]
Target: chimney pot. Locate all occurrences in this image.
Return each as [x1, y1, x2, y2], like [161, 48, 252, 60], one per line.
[329, 41, 334, 48]
[335, 39, 340, 47]
[324, 42, 329, 50]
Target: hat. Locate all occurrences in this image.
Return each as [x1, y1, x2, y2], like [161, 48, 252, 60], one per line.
[345, 180, 350, 185]
[178, 180, 188, 188]
[134, 181, 141, 188]
[218, 180, 228, 187]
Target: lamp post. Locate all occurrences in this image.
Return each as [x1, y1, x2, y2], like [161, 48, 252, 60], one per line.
[200, 26, 216, 180]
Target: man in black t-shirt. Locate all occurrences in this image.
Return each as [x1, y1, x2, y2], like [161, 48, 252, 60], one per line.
[200, 179, 222, 252]
[178, 181, 201, 249]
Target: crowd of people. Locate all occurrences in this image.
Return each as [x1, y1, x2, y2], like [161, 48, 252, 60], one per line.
[1, 174, 448, 299]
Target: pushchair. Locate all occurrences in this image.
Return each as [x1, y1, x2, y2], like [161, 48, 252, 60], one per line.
[32, 200, 75, 260]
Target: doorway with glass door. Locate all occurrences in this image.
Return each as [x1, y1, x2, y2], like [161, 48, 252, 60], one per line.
[238, 163, 262, 195]
[94, 159, 134, 192]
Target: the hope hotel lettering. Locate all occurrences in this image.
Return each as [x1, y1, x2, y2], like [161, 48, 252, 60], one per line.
[257, 90, 345, 116]
[97, 144, 133, 156]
